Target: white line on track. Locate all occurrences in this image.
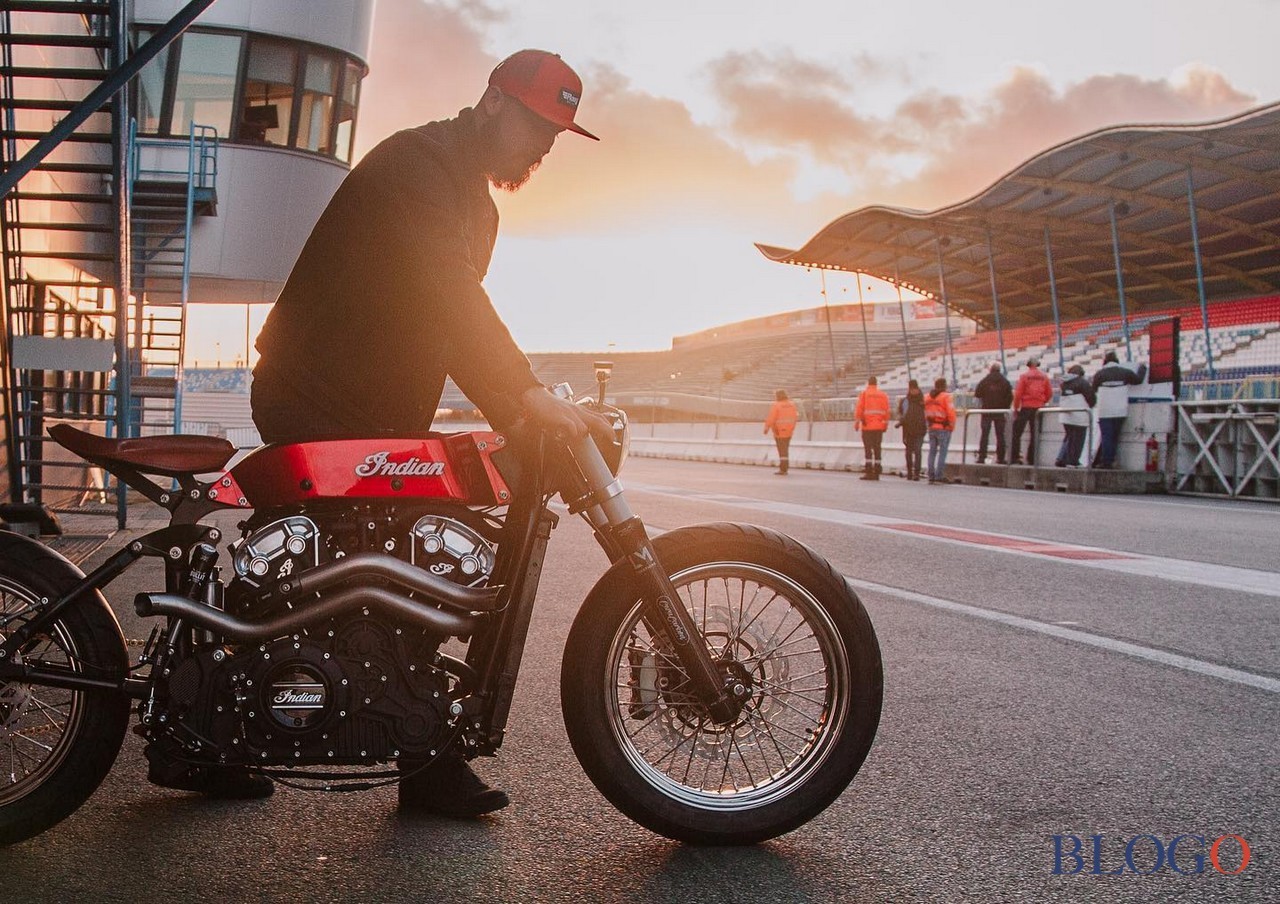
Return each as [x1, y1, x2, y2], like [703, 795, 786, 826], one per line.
[844, 576, 1280, 695]
[625, 481, 1280, 599]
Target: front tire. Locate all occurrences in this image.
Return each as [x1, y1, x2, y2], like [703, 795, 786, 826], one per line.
[0, 533, 130, 846]
[561, 522, 882, 844]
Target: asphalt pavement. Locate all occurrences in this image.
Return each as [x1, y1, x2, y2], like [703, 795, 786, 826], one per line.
[2, 457, 1276, 903]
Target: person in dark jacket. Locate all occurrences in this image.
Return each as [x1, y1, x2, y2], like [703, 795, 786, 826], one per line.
[896, 379, 926, 480]
[1091, 351, 1147, 468]
[155, 51, 607, 816]
[972, 362, 1012, 464]
[1054, 364, 1096, 467]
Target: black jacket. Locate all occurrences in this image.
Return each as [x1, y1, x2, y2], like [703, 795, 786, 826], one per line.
[254, 108, 541, 435]
[973, 370, 1013, 410]
[897, 392, 926, 438]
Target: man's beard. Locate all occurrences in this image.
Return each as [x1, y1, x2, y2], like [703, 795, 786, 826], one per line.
[489, 158, 540, 192]
[477, 114, 543, 192]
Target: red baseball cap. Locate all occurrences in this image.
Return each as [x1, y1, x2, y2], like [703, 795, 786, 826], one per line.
[489, 49, 599, 141]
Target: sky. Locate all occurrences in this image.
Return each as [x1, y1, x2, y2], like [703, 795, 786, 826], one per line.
[187, 0, 1280, 364]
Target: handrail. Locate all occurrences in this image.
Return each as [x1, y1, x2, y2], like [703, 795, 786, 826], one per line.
[959, 407, 1011, 464]
[959, 405, 1095, 472]
[1033, 405, 1095, 473]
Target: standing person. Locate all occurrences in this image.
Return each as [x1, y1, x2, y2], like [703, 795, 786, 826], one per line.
[1054, 364, 1096, 467]
[212, 50, 604, 817]
[1091, 350, 1148, 469]
[853, 376, 890, 480]
[1009, 357, 1052, 465]
[763, 388, 799, 475]
[924, 377, 957, 484]
[972, 362, 1013, 464]
[896, 378, 926, 481]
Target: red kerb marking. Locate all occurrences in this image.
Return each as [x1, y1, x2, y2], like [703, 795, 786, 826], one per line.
[878, 523, 1135, 560]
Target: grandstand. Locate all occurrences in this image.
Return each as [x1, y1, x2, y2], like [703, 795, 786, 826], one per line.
[182, 292, 1277, 436]
[881, 295, 1280, 396]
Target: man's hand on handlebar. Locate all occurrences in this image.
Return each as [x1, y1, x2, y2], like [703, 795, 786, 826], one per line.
[521, 386, 614, 443]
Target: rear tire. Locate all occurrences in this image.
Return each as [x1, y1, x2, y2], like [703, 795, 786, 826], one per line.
[561, 522, 882, 844]
[0, 532, 130, 846]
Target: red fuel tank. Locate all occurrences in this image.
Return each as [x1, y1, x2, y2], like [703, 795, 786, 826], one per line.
[230, 432, 512, 508]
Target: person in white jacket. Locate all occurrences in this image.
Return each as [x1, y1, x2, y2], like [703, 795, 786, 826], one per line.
[1055, 365, 1096, 467]
[1091, 351, 1147, 468]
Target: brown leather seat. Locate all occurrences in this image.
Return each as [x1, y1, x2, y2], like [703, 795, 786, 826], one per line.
[48, 424, 236, 477]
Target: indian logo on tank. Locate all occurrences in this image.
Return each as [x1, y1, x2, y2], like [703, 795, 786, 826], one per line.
[354, 451, 446, 478]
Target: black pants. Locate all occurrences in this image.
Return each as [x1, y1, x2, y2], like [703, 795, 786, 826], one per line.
[774, 435, 791, 473]
[1010, 408, 1040, 464]
[1057, 424, 1087, 467]
[903, 431, 924, 478]
[863, 430, 884, 469]
[977, 413, 1007, 463]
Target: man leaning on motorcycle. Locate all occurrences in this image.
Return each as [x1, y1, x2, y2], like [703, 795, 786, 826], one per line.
[146, 50, 610, 816]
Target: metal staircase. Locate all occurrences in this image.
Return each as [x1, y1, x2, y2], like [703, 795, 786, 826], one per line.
[130, 121, 218, 435]
[0, 0, 218, 528]
[0, 0, 124, 525]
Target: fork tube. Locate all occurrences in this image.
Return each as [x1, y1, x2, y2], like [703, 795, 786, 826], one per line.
[565, 435, 738, 722]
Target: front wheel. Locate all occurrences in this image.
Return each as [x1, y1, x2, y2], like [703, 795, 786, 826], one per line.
[561, 522, 882, 844]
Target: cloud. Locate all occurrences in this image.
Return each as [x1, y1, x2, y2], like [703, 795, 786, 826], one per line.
[356, 7, 1260, 244]
[498, 64, 800, 233]
[706, 50, 1258, 215]
[357, 4, 803, 235]
[883, 65, 1257, 209]
[354, 0, 502, 159]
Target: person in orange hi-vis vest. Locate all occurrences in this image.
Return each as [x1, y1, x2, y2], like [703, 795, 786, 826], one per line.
[924, 377, 958, 484]
[854, 376, 891, 480]
[763, 389, 800, 475]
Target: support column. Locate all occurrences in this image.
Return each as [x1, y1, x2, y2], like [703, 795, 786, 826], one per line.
[893, 258, 913, 382]
[820, 269, 840, 396]
[1044, 226, 1065, 374]
[856, 272, 872, 380]
[935, 236, 958, 389]
[1186, 168, 1215, 379]
[985, 229, 1006, 372]
[1109, 200, 1132, 359]
[112, 3, 133, 529]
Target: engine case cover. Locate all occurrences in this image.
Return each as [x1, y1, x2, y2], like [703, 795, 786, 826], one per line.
[234, 620, 452, 765]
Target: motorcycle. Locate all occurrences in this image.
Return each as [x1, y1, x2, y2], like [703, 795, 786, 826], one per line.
[0, 381, 882, 846]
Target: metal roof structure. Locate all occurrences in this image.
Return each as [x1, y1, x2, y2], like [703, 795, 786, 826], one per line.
[757, 102, 1280, 329]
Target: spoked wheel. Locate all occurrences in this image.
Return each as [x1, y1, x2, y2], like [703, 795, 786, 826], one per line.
[562, 523, 882, 845]
[0, 535, 129, 846]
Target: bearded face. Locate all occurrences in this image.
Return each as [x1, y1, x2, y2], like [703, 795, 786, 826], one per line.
[477, 94, 561, 192]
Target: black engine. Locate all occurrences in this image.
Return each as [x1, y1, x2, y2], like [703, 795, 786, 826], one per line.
[155, 505, 498, 767]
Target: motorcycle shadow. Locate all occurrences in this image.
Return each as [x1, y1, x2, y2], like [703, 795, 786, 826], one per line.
[632, 841, 882, 904]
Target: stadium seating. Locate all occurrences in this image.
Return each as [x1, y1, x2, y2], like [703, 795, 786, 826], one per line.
[180, 294, 1278, 436]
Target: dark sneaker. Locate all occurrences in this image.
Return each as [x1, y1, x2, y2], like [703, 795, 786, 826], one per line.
[146, 747, 274, 800]
[398, 756, 509, 817]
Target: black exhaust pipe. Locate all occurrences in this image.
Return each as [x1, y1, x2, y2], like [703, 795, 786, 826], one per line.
[136, 585, 478, 642]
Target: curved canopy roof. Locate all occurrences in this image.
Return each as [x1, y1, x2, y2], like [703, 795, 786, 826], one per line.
[757, 102, 1280, 328]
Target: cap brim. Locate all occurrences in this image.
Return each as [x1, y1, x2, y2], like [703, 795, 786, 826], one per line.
[566, 121, 599, 141]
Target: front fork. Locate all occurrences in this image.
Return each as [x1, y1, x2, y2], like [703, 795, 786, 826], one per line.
[564, 434, 745, 724]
